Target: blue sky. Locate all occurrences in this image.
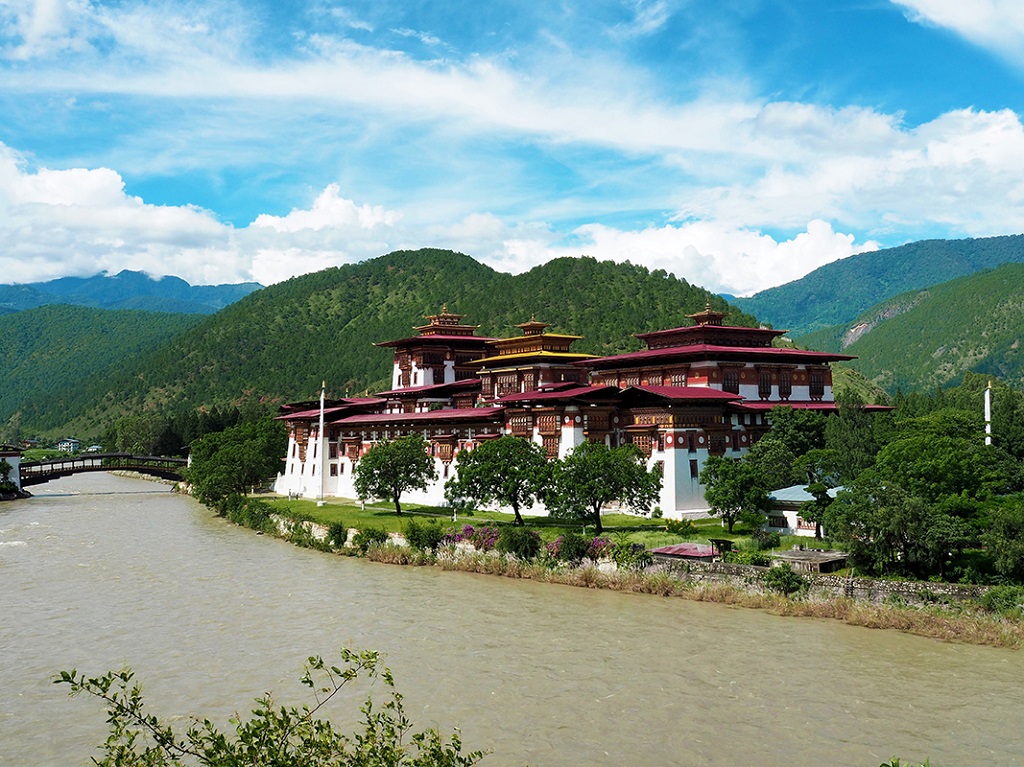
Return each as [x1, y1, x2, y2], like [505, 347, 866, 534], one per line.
[1, 0, 1023, 295]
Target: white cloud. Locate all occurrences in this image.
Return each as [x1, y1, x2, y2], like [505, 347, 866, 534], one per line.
[0, 143, 245, 285]
[893, 0, 1024, 68]
[0, 142, 879, 296]
[490, 220, 875, 297]
[683, 108, 1024, 237]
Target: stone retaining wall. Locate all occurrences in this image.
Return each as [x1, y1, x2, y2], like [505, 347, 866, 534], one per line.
[652, 557, 986, 605]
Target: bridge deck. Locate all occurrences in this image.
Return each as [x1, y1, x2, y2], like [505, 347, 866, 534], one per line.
[19, 453, 187, 487]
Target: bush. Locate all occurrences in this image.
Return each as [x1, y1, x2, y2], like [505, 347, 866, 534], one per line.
[751, 529, 781, 550]
[352, 527, 390, 554]
[723, 550, 772, 567]
[612, 542, 653, 571]
[763, 564, 807, 596]
[223, 496, 275, 534]
[546, 532, 591, 565]
[441, 524, 500, 551]
[496, 526, 542, 560]
[404, 518, 446, 552]
[665, 518, 698, 536]
[980, 585, 1024, 617]
[327, 522, 349, 549]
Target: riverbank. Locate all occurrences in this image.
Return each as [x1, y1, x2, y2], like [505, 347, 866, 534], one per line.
[226, 499, 1024, 650]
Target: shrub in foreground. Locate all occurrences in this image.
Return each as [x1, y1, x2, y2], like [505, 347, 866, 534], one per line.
[763, 564, 807, 596]
[980, 585, 1024, 617]
[496, 526, 543, 560]
[404, 518, 446, 552]
[352, 527, 389, 554]
[56, 648, 487, 766]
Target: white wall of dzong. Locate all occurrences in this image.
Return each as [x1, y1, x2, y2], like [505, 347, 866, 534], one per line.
[273, 412, 756, 520]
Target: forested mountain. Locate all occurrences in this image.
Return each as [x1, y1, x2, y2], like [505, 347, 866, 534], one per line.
[799, 263, 1024, 392]
[21, 249, 756, 436]
[733, 234, 1024, 336]
[0, 306, 204, 438]
[0, 270, 262, 315]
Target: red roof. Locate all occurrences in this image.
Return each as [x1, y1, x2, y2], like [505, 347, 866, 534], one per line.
[730, 401, 840, 412]
[621, 385, 744, 401]
[335, 407, 506, 426]
[652, 543, 716, 559]
[375, 379, 481, 397]
[496, 385, 619, 403]
[579, 344, 855, 368]
[275, 400, 386, 421]
[374, 335, 495, 348]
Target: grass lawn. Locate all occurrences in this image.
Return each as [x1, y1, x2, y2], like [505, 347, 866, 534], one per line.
[262, 493, 792, 551]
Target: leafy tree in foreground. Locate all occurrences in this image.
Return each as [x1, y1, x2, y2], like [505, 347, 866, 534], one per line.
[56, 648, 486, 766]
[699, 455, 770, 533]
[547, 441, 661, 535]
[354, 434, 437, 515]
[184, 417, 288, 508]
[444, 435, 549, 526]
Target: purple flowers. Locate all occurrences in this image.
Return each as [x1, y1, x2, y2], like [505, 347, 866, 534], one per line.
[442, 524, 500, 551]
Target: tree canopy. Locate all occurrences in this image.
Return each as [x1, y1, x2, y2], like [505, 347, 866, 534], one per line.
[546, 441, 661, 534]
[699, 455, 770, 533]
[184, 417, 287, 509]
[354, 433, 437, 515]
[444, 435, 549, 526]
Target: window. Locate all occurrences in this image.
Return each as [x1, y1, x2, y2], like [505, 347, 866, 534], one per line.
[758, 370, 772, 399]
[689, 459, 699, 479]
[809, 370, 825, 399]
[723, 369, 739, 394]
[778, 369, 792, 399]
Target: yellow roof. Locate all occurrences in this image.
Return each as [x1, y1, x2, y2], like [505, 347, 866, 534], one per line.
[474, 350, 597, 365]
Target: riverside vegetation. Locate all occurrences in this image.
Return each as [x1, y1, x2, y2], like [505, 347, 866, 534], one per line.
[179, 394, 1024, 650]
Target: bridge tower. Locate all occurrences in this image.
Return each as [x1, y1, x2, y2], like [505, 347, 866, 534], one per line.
[0, 444, 22, 491]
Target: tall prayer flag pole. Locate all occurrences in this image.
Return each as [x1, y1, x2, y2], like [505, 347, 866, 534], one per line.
[317, 380, 326, 506]
[985, 380, 992, 447]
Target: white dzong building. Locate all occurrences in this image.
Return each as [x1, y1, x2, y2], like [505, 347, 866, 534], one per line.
[273, 304, 855, 519]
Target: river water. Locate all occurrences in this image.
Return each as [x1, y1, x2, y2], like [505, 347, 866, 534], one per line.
[1, 473, 1022, 767]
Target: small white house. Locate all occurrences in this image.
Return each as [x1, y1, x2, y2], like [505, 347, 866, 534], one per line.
[56, 438, 81, 453]
[765, 485, 841, 537]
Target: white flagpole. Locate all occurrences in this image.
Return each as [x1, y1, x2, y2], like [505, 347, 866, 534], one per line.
[985, 381, 992, 447]
[317, 380, 326, 506]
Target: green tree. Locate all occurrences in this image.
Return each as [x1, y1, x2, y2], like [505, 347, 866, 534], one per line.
[986, 501, 1024, 582]
[744, 434, 799, 491]
[547, 441, 661, 534]
[56, 648, 486, 766]
[444, 435, 549, 526]
[824, 477, 974, 578]
[700, 455, 770, 533]
[765, 405, 827, 457]
[822, 392, 887, 483]
[184, 417, 287, 508]
[354, 434, 437, 515]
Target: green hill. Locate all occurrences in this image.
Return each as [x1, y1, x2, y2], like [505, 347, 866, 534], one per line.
[733, 234, 1024, 336]
[0, 270, 262, 314]
[29, 249, 757, 436]
[800, 263, 1024, 392]
[0, 306, 204, 437]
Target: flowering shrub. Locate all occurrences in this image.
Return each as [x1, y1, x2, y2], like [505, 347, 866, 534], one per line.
[496, 527, 543, 560]
[587, 537, 615, 559]
[546, 533, 585, 564]
[442, 524, 500, 551]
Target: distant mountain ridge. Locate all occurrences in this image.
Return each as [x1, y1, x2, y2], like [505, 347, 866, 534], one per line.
[733, 234, 1024, 336]
[800, 263, 1024, 392]
[11, 249, 758, 436]
[0, 270, 262, 315]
